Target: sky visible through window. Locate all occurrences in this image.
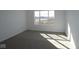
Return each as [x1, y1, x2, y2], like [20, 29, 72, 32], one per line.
[35, 10, 55, 19]
[34, 10, 55, 24]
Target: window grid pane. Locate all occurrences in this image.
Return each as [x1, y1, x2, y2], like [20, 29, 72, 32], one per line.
[40, 11, 48, 17]
[49, 11, 55, 18]
[34, 10, 55, 24]
[35, 11, 39, 17]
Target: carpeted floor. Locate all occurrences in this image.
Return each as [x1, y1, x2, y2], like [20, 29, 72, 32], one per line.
[0, 30, 70, 49]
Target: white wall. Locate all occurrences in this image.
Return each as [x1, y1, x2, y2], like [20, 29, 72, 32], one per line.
[0, 10, 27, 42]
[27, 10, 66, 32]
[65, 10, 79, 48]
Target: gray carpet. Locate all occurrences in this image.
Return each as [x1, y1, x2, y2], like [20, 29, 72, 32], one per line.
[0, 30, 68, 49]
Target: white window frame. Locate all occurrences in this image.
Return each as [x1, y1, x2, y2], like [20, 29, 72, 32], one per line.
[34, 10, 55, 25]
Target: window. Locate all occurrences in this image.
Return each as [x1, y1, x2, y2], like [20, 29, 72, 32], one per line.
[34, 10, 55, 25]
[34, 11, 40, 24]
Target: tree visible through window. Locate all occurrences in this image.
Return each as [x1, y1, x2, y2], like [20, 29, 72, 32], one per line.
[34, 10, 55, 25]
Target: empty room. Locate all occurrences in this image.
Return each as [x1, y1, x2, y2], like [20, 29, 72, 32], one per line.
[0, 10, 78, 49]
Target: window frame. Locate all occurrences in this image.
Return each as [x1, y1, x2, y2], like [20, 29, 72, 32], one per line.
[34, 10, 55, 25]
